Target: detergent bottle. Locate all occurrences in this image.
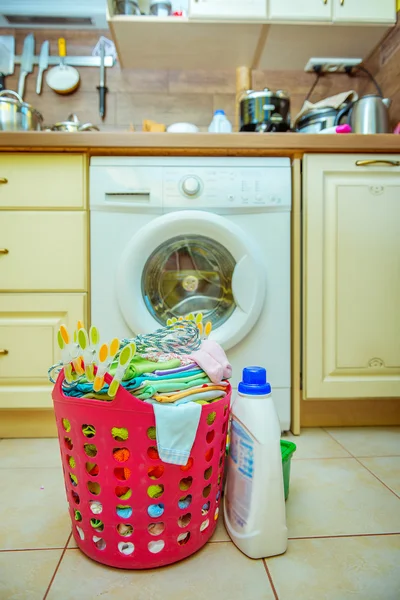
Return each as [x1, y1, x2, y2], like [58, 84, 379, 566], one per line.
[224, 366, 288, 559]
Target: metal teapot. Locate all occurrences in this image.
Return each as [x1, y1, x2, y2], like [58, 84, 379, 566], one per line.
[335, 94, 391, 134]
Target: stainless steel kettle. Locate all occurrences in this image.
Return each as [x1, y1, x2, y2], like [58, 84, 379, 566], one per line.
[335, 94, 391, 133]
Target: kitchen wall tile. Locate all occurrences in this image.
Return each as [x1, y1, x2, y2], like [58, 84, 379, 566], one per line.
[115, 93, 214, 128]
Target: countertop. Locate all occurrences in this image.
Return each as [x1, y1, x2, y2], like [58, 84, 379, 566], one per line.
[1, 132, 400, 156]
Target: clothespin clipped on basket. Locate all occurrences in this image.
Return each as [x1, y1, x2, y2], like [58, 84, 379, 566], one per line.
[77, 326, 100, 383]
[57, 324, 84, 383]
[93, 337, 120, 392]
[108, 342, 136, 397]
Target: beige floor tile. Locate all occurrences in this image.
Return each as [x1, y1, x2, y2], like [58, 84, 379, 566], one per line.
[0, 549, 62, 600]
[209, 514, 230, 542]
[266, 535, 400, 600]
[0, 468, 71, 550]
[283, 428, 351, 460]
[47, 543, 274, 600]
[0, 438, 61, 469]
[326, 427, 400, 457]
[358, 457, 400, 497]
[286, 458, 400, 537]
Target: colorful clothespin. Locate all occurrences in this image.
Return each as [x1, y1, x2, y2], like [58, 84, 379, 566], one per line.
[108, 342, 136, 397]
[58, 324, 82, 383]
[93, 337, 119, 393]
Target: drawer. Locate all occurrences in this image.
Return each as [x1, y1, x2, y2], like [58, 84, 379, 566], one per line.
[0, 153, 86, 209]
[0, 212, 87, 291]
[0, 293, 87, 408]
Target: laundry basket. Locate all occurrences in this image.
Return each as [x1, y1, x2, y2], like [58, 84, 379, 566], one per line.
[52, 370, 231, 569]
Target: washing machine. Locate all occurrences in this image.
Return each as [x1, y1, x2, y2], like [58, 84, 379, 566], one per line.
[90, 157, 291, 430]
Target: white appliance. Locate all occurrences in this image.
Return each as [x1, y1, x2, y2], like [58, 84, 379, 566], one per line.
[0, 0, 107, 29]
[90, 157, 291, 430]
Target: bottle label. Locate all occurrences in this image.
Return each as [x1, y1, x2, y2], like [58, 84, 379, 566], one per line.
[226, 418, 254, 528]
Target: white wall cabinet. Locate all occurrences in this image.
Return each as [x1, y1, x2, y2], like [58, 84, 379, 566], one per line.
[333, 0, 396, 24]
[189, 0, 267, 20]
[269, 0, 331, 22]
[268, 0, 396, 23]
[303, 154, 400, 400]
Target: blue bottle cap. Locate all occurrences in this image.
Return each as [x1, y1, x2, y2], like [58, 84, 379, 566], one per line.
[214, 109, 225, 116]
[238, 366, 271, 395]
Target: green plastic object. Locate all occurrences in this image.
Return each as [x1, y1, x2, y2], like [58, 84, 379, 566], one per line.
[281, 439, 296, 501]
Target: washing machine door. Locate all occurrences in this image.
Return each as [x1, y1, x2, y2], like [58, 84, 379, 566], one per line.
[116, 210, 266, 350]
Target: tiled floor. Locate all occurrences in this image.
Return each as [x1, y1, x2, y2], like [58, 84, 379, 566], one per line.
[0, 427, 399, 600]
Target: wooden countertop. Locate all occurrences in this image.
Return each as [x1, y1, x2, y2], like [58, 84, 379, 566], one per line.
[0, 132, 400, 156]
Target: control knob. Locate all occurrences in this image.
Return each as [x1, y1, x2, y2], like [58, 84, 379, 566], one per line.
[182, 176, 201, 197]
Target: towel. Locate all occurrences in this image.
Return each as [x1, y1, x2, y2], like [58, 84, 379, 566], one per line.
[153, 402, 202, 466]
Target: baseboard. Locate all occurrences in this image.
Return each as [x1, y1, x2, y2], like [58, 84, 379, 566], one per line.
[0, 410, 58, 438]
[301, 397, 400, 427]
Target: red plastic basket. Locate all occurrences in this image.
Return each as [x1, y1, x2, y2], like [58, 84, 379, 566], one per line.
[52, 370, 231, 569]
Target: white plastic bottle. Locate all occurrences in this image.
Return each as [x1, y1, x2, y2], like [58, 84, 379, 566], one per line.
[224, 366, 288, 559]
[208, 110, 233, 133]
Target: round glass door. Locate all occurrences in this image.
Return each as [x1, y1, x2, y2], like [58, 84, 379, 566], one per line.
[142, 234, 236, 329]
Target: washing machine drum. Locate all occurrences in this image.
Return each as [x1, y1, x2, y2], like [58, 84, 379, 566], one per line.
[117, 210, 266, 350]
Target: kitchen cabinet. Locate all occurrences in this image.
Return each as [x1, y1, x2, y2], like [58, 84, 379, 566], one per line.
[0, 294, 86, 409]
[303, 154, 400, 400]
[333, 0, 396, 24]
[0, 153, 88, 411]
[269, 0, 330, 22]
[189, 0, 267, 19]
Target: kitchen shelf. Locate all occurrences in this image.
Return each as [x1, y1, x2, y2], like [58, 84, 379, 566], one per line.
[107, 13, 391, 71]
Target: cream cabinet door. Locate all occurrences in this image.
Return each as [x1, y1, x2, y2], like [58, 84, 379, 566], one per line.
[0, 154, 86, 209]
[189, 0, 267, 19]
[0, 293, 87, 409]
[333, 0, 396, 23]
[303, 154, 400, 399]
[0, 211, 87, 291]
[269, 0, 331, 21]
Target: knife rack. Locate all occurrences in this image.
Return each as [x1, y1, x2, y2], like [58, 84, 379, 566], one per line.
[14, 55, 115, 68]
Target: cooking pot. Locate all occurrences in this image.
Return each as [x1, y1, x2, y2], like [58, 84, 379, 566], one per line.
[240, 89, 291, 132]
[294, 106, 345, 133]
[0, 90, 43, 131]
[335, 94, 391, 133]
[48, 113, 99, 132]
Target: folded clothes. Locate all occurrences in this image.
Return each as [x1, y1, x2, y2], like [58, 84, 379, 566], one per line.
[133, 376, 211, 400]
[153, 385, 227, 404]
[154, 363, 197, 376]
[189, 340, 232, 384]
[114, 357, 181, 380]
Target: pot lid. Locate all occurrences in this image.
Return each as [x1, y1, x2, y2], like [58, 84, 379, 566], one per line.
[245, 88, 289, 100]
[294, 105, 340, 127]
[0, 90, 43, 119]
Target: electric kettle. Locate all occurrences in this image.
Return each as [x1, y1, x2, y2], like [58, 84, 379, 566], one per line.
[335, 94, 391, 133]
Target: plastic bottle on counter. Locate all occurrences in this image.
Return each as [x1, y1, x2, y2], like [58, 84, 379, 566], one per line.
[224, 366, 288, 559]
[208, 110, 233, 133]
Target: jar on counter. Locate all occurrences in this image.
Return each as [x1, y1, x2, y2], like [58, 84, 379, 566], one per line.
[114, 0, 141, 15]
[150, 1, 172, 16]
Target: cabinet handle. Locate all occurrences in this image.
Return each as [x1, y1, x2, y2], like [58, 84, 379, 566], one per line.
[356, 159, 400, 167]
[0, 248, 9, 254]
[0, 177, 7, 184]
[0, 349, 9, 356]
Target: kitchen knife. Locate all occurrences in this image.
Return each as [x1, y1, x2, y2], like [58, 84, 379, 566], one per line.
[18, 33, 34, 99]
[0, 36, 15, 92]
[97, 40, 108, 120]
[36, 40, 49, 95]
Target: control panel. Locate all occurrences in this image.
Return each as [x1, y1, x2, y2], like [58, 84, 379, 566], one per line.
[164, 165, 291, 208]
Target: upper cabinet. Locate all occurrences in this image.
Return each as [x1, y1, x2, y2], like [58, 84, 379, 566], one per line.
[333, 0, 396, 24]
[189, 0, 267, 19]
[269, 0, 331, 22]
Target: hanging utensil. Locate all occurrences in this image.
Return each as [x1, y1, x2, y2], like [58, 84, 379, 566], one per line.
[46, 38, 80, 95]
[18, 33, 34, 99]
[0, 36, 15, 92]
[97, 39, 108, 120]
[36, 40, 49, 95]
